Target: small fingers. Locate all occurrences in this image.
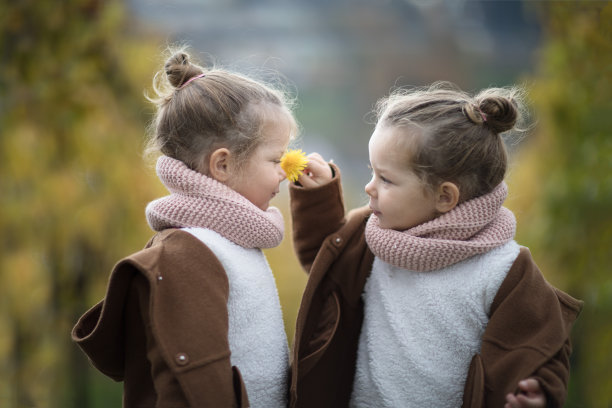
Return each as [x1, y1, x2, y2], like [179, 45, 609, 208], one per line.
[296, 152, 333, 187]
[518, 378, 541, 393]
[514, 393, 546, 408]
[296, 173, 317, 188]
[306, 152, 326, 162]
[505, 393, 520, 408]
[505, 378, 546, 408]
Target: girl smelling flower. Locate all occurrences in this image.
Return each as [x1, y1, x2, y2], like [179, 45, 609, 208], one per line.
[72, 48, 297, 408]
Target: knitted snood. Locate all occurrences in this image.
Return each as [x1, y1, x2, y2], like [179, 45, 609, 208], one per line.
[365, 182, 516, 272]
[145, 155, 284, 249]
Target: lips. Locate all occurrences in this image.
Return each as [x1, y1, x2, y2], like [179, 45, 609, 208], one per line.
[369, 205, 381, 216]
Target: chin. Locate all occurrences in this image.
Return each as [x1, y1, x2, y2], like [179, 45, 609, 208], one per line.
[377, 219, 392, 230]
[379, 220, 406, 231]
[382, 224, 398, 231]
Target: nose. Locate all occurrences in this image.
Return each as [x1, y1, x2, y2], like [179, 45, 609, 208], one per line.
[279, 166, 287, 182]
[365, 178, 375, 197]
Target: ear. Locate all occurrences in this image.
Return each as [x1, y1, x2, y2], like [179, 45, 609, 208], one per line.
[434, 181, 460, 214]
[208, 148, 233, 182]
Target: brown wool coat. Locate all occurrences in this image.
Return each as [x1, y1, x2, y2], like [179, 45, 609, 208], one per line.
[72, 229, 249, 408]
[288, 171, 583, 408]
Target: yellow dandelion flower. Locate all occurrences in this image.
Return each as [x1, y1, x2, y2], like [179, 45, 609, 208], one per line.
[281, 149, 308, 182]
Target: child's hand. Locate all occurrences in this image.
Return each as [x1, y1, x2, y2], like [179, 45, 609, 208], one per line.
[297, 153, 333, 188]
[504, 378, 546, 408]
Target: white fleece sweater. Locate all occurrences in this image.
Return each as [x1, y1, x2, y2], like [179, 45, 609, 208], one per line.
[183, 227, 289, 408]
[350, 240, 520, 408]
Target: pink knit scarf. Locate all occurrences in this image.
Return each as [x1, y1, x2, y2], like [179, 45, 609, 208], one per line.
[145, 156, 284, 249]
[365, 182, 516, 272]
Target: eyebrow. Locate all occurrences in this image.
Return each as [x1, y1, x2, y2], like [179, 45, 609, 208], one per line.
[369, 162, 385, 172]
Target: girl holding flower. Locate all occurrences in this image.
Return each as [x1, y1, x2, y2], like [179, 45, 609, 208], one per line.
[287, 82, 582, 407]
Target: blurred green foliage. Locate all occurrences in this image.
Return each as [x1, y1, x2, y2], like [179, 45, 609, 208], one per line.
[1, 0, 610, 407]
[508, 2, 612, 406]
[1, 0, 164, 406]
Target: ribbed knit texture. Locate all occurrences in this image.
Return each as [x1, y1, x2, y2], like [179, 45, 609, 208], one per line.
[145, 155, 284, 249]
[365, 182, 516, 271]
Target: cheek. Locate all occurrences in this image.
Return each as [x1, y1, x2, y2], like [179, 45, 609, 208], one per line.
[260, 166, 279, 189]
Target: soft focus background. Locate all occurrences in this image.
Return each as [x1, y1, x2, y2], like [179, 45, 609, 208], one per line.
[1, 0, 610, 406]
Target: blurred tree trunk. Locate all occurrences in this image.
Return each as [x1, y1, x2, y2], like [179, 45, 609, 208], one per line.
[13, 320, 35, 407]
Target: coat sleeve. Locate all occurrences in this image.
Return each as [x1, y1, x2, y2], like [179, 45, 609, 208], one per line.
[475, 247, 583, 407]
[531, 337, 572, 407]
[528, 285, 581, 407]
[289, 164, 347, 272]
[72, 230, 249, 408]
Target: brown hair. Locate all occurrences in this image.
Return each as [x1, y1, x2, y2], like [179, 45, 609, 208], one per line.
[376, 81, 527, 202]
[146, 48, 296, 173]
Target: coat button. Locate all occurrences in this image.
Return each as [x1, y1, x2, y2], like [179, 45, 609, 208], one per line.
[175, 353, 189, 366]
[334, 237, 342, 245]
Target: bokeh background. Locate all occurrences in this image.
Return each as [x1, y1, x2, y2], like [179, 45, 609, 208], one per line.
[1, 0, 610, 406]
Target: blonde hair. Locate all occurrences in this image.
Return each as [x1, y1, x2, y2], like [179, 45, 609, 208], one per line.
[146, 47, 296, 173]
[376, 81, 527, 202]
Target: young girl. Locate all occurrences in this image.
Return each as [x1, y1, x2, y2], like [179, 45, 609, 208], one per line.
[72, 49, 296, 407]
[288, 82, 582, 407]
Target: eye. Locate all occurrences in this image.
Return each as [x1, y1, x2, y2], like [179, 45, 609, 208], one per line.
[380, 175, 391, 184]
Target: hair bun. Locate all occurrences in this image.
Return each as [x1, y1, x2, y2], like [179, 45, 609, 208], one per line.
[478, 95, 518, 134]
[164, 51, 204, 88]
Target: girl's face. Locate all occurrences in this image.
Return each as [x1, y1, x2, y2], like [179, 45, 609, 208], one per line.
[365, 125, 438, 231]
[230, 108, 293, 211]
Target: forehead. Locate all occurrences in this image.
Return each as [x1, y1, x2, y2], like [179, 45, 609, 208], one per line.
[256, 105, 292, 142]
[259, 101, 295, 127]
[369, 125, 421, 164]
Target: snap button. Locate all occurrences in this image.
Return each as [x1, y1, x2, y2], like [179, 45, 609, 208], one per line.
[334, 237, 342, 245]
[157, 275, 163, 281]
[175, 353, 189, 366]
